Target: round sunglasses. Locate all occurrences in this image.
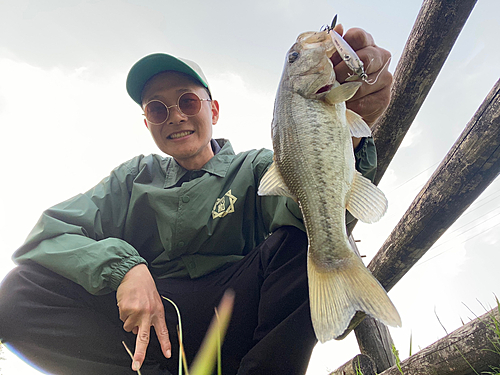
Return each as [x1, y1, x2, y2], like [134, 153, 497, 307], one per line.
[143, 92, 212, 125]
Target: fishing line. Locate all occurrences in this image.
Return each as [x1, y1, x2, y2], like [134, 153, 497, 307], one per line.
[457, 190, 500, 219]
[444, 206, 500, 239]
[415, 218, 500, 267]
[387, 161, 441, 194]
[362, 56, 392, 86]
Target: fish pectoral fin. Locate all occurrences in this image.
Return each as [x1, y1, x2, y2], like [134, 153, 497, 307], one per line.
[346, 109, 372, 138]
[346, 171, 388, 223]
[324, 82, 362, 104]
[257, 162, 297, 200]
[308, 254, 401, 343]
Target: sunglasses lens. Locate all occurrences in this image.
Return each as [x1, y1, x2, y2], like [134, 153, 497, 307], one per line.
[179, 93, 202, 116]
[145, 101, 168, 124]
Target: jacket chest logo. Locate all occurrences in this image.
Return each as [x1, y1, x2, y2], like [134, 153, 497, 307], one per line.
[212, 190, 237, 219]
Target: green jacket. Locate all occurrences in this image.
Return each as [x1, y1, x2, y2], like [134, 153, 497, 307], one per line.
[14, 138, 377, 295]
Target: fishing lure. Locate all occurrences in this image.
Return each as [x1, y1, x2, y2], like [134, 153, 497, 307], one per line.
[321, 15, 368, 82]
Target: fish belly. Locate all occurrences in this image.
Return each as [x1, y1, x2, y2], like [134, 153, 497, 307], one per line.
[273, 93, 354, 261]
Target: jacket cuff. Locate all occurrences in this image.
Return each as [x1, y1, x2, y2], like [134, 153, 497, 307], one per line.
[109, 256, 148, 290]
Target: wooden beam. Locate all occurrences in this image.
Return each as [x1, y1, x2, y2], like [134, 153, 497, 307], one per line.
[378, 307, 500, 374]
[347, 0, 477, 235]
[354, 317, 396, 371]
[369, 78, 500, 292]
[341, 78, 500, 337]
[371, 0, 478, 186]
[348, 236, 396, 370]
[330, 354, 377, 375]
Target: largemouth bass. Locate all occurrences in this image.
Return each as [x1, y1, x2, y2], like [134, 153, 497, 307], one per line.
[258, 30, 401, 342]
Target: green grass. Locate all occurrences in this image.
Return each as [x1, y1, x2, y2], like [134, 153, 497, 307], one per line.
[477, 296, 500, 375]
[353, 297, 500, 375]
[391, 344, 404, 374]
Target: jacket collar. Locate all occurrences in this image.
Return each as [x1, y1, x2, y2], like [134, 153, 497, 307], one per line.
[164, 139, 234, 188]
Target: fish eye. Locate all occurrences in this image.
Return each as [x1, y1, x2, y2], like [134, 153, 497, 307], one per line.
[288, 51, 299, 63]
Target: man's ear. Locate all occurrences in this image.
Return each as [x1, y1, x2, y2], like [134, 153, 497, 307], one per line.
[211, 100, 220, 125]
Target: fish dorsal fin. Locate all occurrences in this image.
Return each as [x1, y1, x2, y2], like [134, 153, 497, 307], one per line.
[346, 171, 387, 223]
[346, 109, 372, 138]
[324, 82, 362, 105]
[257, 162, 297, 200]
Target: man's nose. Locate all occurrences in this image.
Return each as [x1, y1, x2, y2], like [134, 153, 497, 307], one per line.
[167, 105, 187, 123]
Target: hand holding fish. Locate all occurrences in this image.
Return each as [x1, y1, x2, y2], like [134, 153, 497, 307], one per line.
[331, 26, 393, 126]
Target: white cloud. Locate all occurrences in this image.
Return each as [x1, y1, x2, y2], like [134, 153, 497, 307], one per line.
[210, 71, 275, 153]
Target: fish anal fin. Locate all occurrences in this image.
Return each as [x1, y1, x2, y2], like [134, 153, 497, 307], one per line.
[324, 82, 362, 105]
[346, 109, 372, 138]
[257, 162, 297, 200]
[346, 171, 388, 223]
[308, 253, 401, 343]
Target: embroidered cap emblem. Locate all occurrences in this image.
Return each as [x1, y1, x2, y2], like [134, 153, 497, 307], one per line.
[212, 190, 237, 219]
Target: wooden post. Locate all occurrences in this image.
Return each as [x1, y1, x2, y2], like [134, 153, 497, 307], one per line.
[342, 0, 479, 368]
[378, 307, 500, 374]
[372, 0, 478, 186]
[330, 354, 377, 375]
[369, 78, 500, 293]
[342, 78, 500, 337]
[354, 317, 396, 370]
[347, 0, 477, 234]
[343, 0, 477, 369]
[347, 237, 397, 369]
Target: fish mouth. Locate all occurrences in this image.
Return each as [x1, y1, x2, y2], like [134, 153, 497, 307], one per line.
[316, 84, 333, 94]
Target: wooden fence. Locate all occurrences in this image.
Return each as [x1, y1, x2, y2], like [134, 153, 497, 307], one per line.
[333, 0, 500, 373]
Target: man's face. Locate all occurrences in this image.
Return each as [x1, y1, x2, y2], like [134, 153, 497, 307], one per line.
[141, 71, 219, 170]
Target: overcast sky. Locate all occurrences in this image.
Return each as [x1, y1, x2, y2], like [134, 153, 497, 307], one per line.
[1, 0, 499, 373]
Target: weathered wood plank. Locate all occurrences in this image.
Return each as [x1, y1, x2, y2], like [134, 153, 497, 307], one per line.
[347, 0, 477, 235]
[371, 0, 478, 186]
[354, 317, 396, 371]
[330, 354, 377, 375]
[369, 78, 500, 292]
[378, 308, 500, 375]
[348, 236, 396, 370]
[341, 78, 500, 338]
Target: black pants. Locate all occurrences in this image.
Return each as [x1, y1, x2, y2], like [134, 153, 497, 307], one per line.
[0, 226, 317, 375]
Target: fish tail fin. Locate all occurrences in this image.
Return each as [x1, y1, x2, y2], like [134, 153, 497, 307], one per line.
[308, 253, 401, 343]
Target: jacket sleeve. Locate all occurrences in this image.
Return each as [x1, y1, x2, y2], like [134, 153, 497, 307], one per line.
[13, 157, 147, 295]
[354, 137, 377, 183]
[257, 137, 378, 232]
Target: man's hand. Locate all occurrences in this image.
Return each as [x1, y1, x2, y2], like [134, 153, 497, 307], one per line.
[117, 264, 171, 372]
[332, 25, 393, 126]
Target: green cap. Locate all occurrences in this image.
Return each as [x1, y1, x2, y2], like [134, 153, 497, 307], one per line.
[126, 53, 211, 106]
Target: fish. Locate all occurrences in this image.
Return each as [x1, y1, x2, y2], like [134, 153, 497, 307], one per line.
[258, 30, 401, 342]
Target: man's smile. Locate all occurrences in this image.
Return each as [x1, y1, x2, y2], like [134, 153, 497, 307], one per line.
[168, 130, 194, 139]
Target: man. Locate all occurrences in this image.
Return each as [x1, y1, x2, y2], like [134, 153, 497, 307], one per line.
[0, 26, 392, 374]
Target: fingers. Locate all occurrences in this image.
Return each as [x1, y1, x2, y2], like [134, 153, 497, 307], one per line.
[153, 312, 172, 359]
[330, 26, 393, 126]
[116, 264, 172, 372]
[348, 66, 393, 102]
[347, 83, 392, 126]
[330, 26, 390, 79]
[335, 45, 391, 84]
[122, 312, 171, 372]
[343, 27, 375, 52]
[132, 322, 151, 371]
